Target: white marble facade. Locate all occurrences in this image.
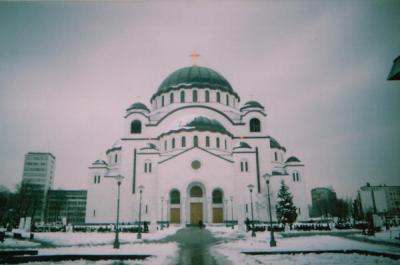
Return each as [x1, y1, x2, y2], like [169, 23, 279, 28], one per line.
[85, 65, 308, 229]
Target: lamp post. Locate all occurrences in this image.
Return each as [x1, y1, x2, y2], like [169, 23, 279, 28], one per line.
[247, 184, 256, 237]
[230, 196, 234, 229]
[263, 174, 276, 247]
[224, 199, 228, 225]
[137, 185, 144, 239]
[113, 175, 124, 249]
[160, 196, 164, 230]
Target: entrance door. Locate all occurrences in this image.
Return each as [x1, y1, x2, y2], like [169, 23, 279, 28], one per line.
[212, 208, 223, 223]
[190, 203, 203, 224]
[170, 208, 180, 224]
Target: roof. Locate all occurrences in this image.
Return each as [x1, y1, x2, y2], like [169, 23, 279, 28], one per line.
[151, 65, 239, 101]
[285, 156, 301, 163]
[92, 160, 108, 166]
[240, 101, 265, 111]
[387, 55, 400, 80]
[269, 137, 286, 152]
[159, 116, 233, 138]
[126, 102, 150, 112]
[233, 141, 252, 150]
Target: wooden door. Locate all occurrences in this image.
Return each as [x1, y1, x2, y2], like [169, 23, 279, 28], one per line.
[170, 208, 180, 224]
[190, 203, 203, 224]
[213, 208, 223, 223]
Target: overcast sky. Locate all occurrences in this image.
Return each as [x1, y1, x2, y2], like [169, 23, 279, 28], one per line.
[0, 1, 399, 198]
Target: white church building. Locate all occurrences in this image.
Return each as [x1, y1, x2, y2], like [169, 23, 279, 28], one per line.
[85, 63, 309, 229]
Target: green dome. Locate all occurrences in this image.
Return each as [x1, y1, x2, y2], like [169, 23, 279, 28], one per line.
[127, 102, 150, 112]
[159, 116, 232, 138]
[151, 65, 239, 101]
[240, 101, 265, 111]
[286, 156, 301, 163]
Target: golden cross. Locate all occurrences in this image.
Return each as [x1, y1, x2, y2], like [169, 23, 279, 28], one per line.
[190, 51, 200, 65]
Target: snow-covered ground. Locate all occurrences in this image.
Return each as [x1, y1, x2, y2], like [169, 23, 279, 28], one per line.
[353, 227, 400, 244]
[0, 237, 41, 248]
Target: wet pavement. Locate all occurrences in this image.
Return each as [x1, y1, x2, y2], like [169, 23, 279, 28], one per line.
[163, 227, 224, 265]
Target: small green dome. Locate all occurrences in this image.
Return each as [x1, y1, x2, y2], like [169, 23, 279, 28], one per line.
[92, 160, 107, 166]
[270, 137, 286, 152]
[240, 101, 265, 111]
[151, 65, 239, 101]
[233, 141, 252, 150]
[127, 102, 150, 112]
[286, 156, 301, 163]
[159, 116, 232, 138]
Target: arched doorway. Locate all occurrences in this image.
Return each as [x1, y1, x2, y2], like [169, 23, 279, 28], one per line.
[169, 189, 181, 224]
[189, 185, 204, 224]
[212, 189, 224, 223]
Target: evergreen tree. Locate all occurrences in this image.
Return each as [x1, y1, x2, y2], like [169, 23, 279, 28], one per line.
[276, 180, 298, 229]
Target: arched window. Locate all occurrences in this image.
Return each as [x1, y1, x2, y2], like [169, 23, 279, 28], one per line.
[164, 140, 167, 150]
[181, 136, 186, 147]
[93, 175, 97, 184]
[145, 160, 152, 173]
[170, 190, 180, 204]
[97, 175, 100, 183]
[205, 90, 210, 102]
[131, 120, 142, 134]
[240, 160, 249, 172]
[224, 139, 227, 149]
[149, 162, 152, 173]
[193, 90, 198, 102]
[180, 90, 185, 103]
[190, 186, 203, 197]
[226, 94, 229, 106]
[193, 135, 198, 147]
[115, 154, 118, 163]
[172, 138, 175, 149]
[212, 189, 223, 204]
[205, 136, 210, 147]
[144, 163, 147, 173]
[293, 172, 300, 182]
[161, 95, 165, 107]
[216, 92, 221, 103]
[170, 92, 174, 104]
[216, 137, 220, 148]
[274, 152, 278, 161]
[249, 118, 261, 132]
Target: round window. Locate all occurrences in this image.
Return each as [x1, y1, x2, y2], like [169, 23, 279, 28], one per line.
[191, 160, 201, 170]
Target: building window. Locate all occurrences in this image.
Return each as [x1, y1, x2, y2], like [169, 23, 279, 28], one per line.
[212, 189, 223, 204]
[172, 138, 175, 149]
[216, 92, 221, 103]
[170, 190, 180, 204]
[193, 90, 198, 102]
[190, 186, 203, 197]
[181, 136, 186, 147]
[224, 139, 227, 149]
[216, 137, 220, 148]
[180, 90, 185, 103]
[131, 120, 142, 134]
[93, 209, 96, 217]
[115, 154, 118, 163]
[274, 152, 278, 161]
[206, 136, 210, 147]
[193, 135, 198, 147]
[249, 118, 261, 132]
[205, 90, 210, 102]
[161, 95, 165, 107]
[245, 204, 248, 213]
[170, 92, 174, 104]
[149, 162, 152, 173]
[145, 163, 148, 173]
[144, 161, 152, 173]
[293, 172, 300, 182]
[145, 205, 148, 214]
[240, 160, 249, 172]
[226, 94, 229, 106]
[245, 161, 248, 172]
[164, 140, 167, 150]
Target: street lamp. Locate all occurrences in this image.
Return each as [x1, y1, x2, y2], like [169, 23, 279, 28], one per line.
[230, 196, 234, 229]
[160, 196, 164, 230]
[113, 174, 124, 249]
[247, 184, 256, 237]
[224, 199, 228, 225]
[263, 174, 276, 247]
[137, 185, 144, 239]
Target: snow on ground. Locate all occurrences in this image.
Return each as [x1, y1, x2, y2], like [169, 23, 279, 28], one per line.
[353, 227, 400, 244]
[32, 225, 182, 247]
[38, 242, 178, 265]
[208, 227, 400, 265]
[0, 237, 41, 248]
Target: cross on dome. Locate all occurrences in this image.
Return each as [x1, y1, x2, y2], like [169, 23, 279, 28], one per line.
[190, 51, 200, 65]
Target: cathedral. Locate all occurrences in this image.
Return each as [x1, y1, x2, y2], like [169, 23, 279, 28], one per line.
[85, 61, 308, 229]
